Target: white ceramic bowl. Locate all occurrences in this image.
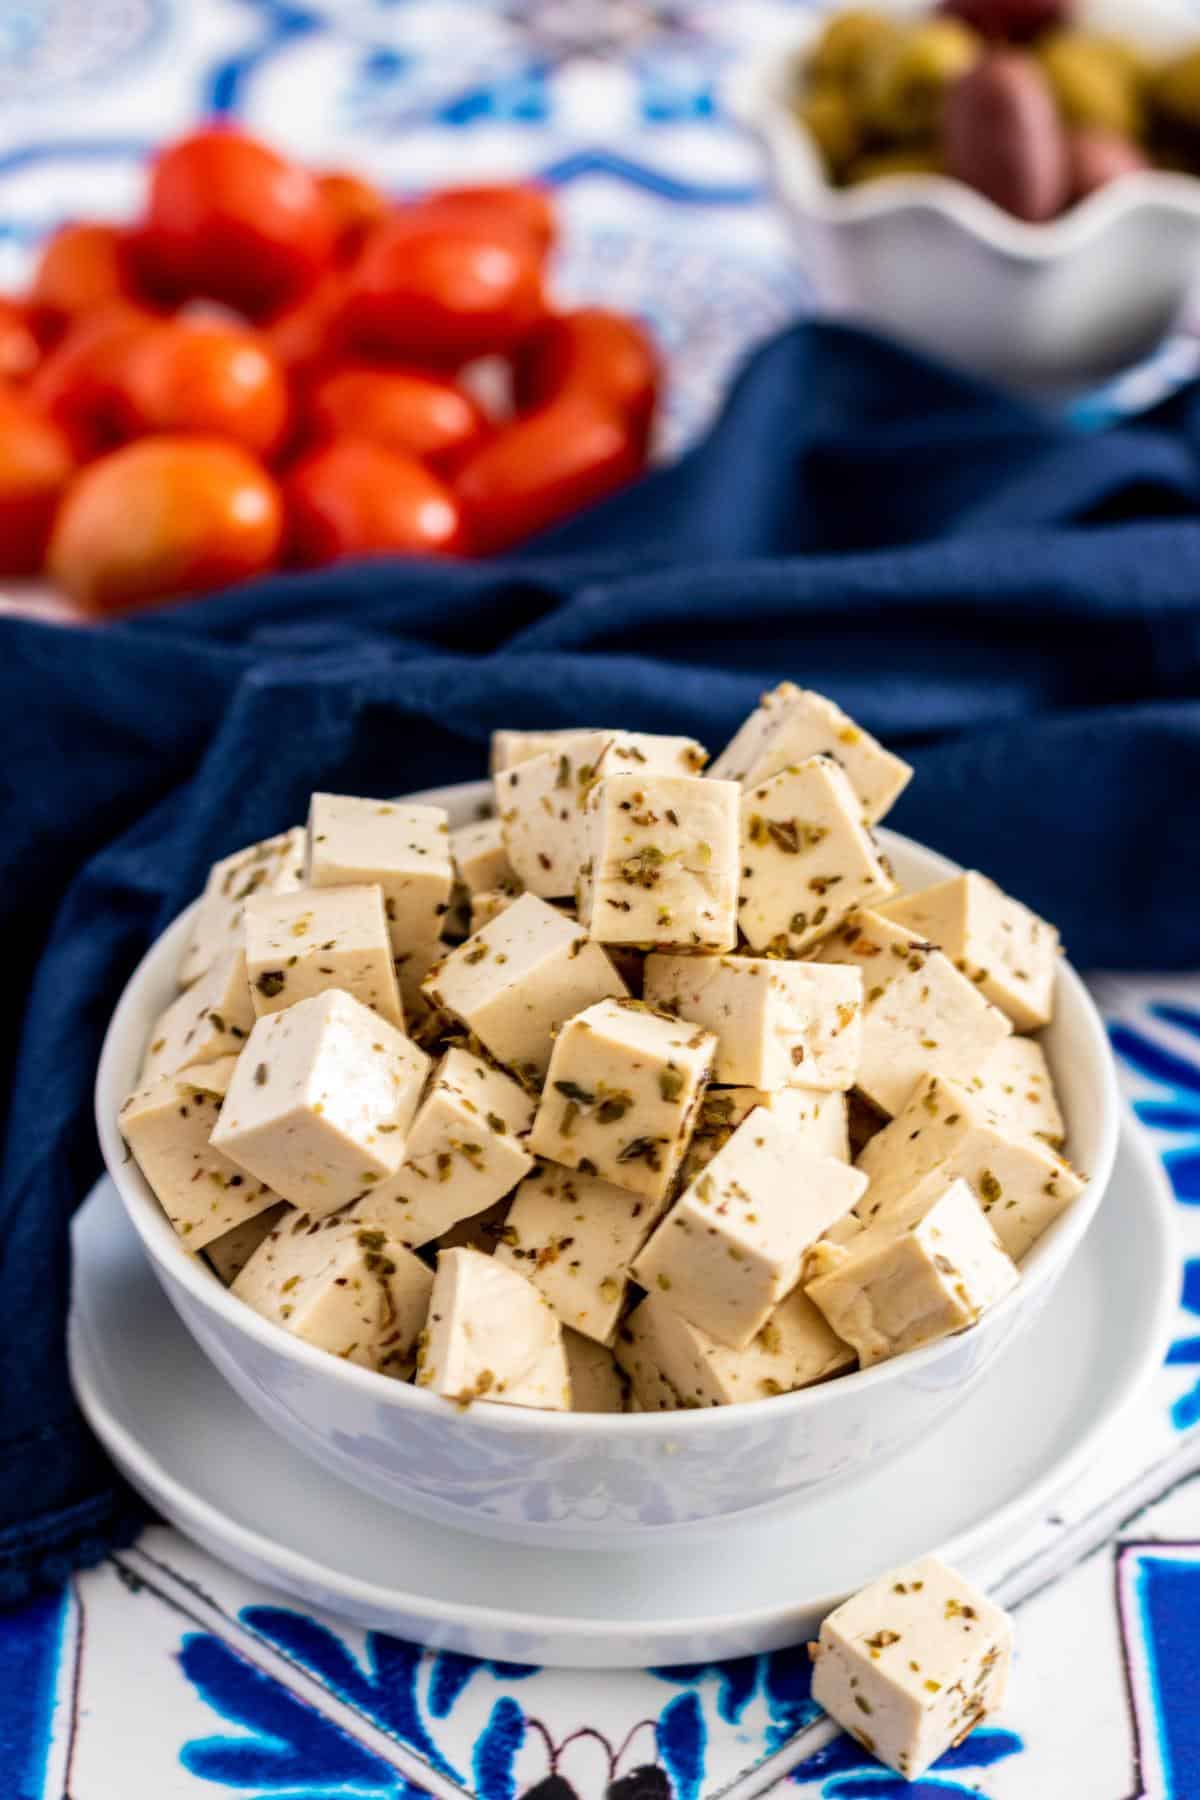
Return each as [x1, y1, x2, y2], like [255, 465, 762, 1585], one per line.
[734, 0, 1200, 386]
[94, 779, 1119, 1551]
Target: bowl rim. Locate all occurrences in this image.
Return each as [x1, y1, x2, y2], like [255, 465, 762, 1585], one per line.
[731, 19, 1200, 266]
[95, 790, 1121, 1440]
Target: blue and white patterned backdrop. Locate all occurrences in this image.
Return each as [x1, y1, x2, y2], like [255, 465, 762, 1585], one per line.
[6, 4, 1200, 1796]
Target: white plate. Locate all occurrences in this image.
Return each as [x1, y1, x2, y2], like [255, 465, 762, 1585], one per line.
[69, 1118, 1174, 1668]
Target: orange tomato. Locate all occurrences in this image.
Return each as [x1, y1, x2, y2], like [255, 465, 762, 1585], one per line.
[318, 170, 390, 261]
[305, 366, 488, 471]
[264, 271, 349, 380]
[455, 389, 643, 555]
[0, 298, 41, 384]
[29, 223, 140, 340]
[48, 435, 283, 613]
[284, 437, 467, 564]
[0, 390, 74, 573]
[514, 308, 659, 447]
[29, 303, 159, 458]
[116, 319, 289, 457]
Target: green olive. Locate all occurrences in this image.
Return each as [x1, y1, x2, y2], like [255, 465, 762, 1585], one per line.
[861, 18, 982, 141]
[1153, 46, 1200, 141]
[794, 83, 862, 176]
[1037, 32, 1143, 138]
[844, 146, 945, 185]
[805, 10, 901, 96]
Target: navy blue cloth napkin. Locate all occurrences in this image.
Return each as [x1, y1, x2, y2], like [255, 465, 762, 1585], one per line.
[4, 318, 1200, 1604]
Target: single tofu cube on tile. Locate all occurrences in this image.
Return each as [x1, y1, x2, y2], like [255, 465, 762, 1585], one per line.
[616, 1286, 854, 1410]
[877, 871, 1058, 1031]
[307, 792, 453, 961]
[233, 1213, 432, 1374]
[422, 893, 628, 1084]
[632, 1110, 867, 1349]
[974, 1036, 1065, 1150]
[244, 884, 403, 1029]
[813, 910, 1011, 1117]
[810, 1555, 1012, 1780]
[496, 1160, 660, 1343]
[711, 685, 912, 825]
[120, 1055, 281, 1249]
[852, 1072, 1085, 1262]
[644, 953, 862, 1090]
[805, 1174, 1019, 1367]
[579, 773, 740, 951]
[435, 1197, 512, 1256]
[529, 997, 716, 1204]
[416, 1246, 571, 1410]
[141, 949, 255, 1083]
[211, 990, 430, 1214]
[451, 818, 517, 897]
[679, 1086, 850, 1187]
[739, 757, 896, 956]
[470, 888, 521, 933]
[490, 727, 602, 775]
[496, 731, 709, 899]
[355, 1048, 535, 1248]
[205, 1201, 291, 1285]
[177, 827, 306, 989]
[564, 1329, 627, 1412]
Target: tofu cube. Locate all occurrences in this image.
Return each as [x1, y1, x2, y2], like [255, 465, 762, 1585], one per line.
[496, 1160, 660, 1343]
[496, 731, 708, 899]
[490, 727, 601, 774]
[644, 953, 861, 1090]
[178, 827, 305, 988]
[738, 757, 896, 955]
[877, 871, 1058, 1030]
[813, 910, 1011, 1117]
[975, 1036, 1064, 1150]
[615, 1286, 853, 1410]
[205, 1201, 290, 1285]
[244, 885, 403, 1029]
[632, 1110, 867, 1349]
[211, 990, 430, 1214]
[711, 685, 912, 825]
[450, 818, 517, 896]
[233, 1213, 433, 1374]
[810, 1555, 1013, 1780]
[679, 1085, 849, 1187]
[422, 893, 628, 1083]
[141, 949, 255, 1083]
[564, 1329, 627, 1412]
[851, 1071, 1085, 1262]
[307, 792, 453, 961]
[355, 1048, 535, 1248]
[416, 1247, 571, 1410]
[529, 997, 716, 1204]
[470, 888, 521, 933]
[120, 1055, 281, 1249]
[805, 1174, 1019, 1367]
[579, 774, 740, 951]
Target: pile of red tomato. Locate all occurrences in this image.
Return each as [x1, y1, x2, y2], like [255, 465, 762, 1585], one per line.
[0, 126, 659, 613]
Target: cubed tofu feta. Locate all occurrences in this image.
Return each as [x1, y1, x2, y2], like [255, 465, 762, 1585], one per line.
[233, 1212, 433, 1374]
[974, 1036, 1064, 1150]
[564, 1329, 626, 1412]
[450, 818, 517, 896]
[679, 1085, 849, 1187]
[416, 1246, 571, 1410]
[496, 1160, 660, 1343]
[739, 757, 896, 955]
[435, 1197, 512, 1255]
[355, 1048, 535, 1248]
[813, 910, 1011, 1117]
[307, 793, 453, 962]
[423, 893, 628, 1083]
[644, 953, 862, 1090]
[178, 827, 305, 989]
[805, 1174, 1019, 1367]
[529, 997, 716, 1204]
[810, 1555, 1012, 1780]
[244, 885, 403, 1029]
[141, 949, 255, 1083]
[120, 1055, 281, 1249]
[615, 1286, 854, 1410]
[205, 1201, 291, 1285]
[470, 888, 521, 933]
[496, 731, 708, 899]
[877, 871, 1058, 1030]
[391, 938, 444, 1026]
[490, 727, 601, 775]
[578, 774, 740, 951]
[211, 990, 430, 1214]
[632, 1110, 867, 1349]
[850, 1071, 1085, 1262]
[711, 685, 912, 825]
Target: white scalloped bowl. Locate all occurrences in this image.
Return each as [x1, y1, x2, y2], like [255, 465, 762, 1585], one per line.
[733, 0, 1200, 385]
[94, 779, 1119, 1551]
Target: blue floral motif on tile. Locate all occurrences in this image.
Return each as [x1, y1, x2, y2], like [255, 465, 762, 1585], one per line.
[787, 1725, 1023, 1796]
[1119, 1546, 1200, 1800]
[1111, 1010, 1200, 1205]
[652, 1644, 819, 1753]
[0, 1583, 70, 1800]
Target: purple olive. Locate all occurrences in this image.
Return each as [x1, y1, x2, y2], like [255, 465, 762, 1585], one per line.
[944, 51, 1072, 221]
[941, 0, 1071, 43]
[1068, 125, 1151, 200]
